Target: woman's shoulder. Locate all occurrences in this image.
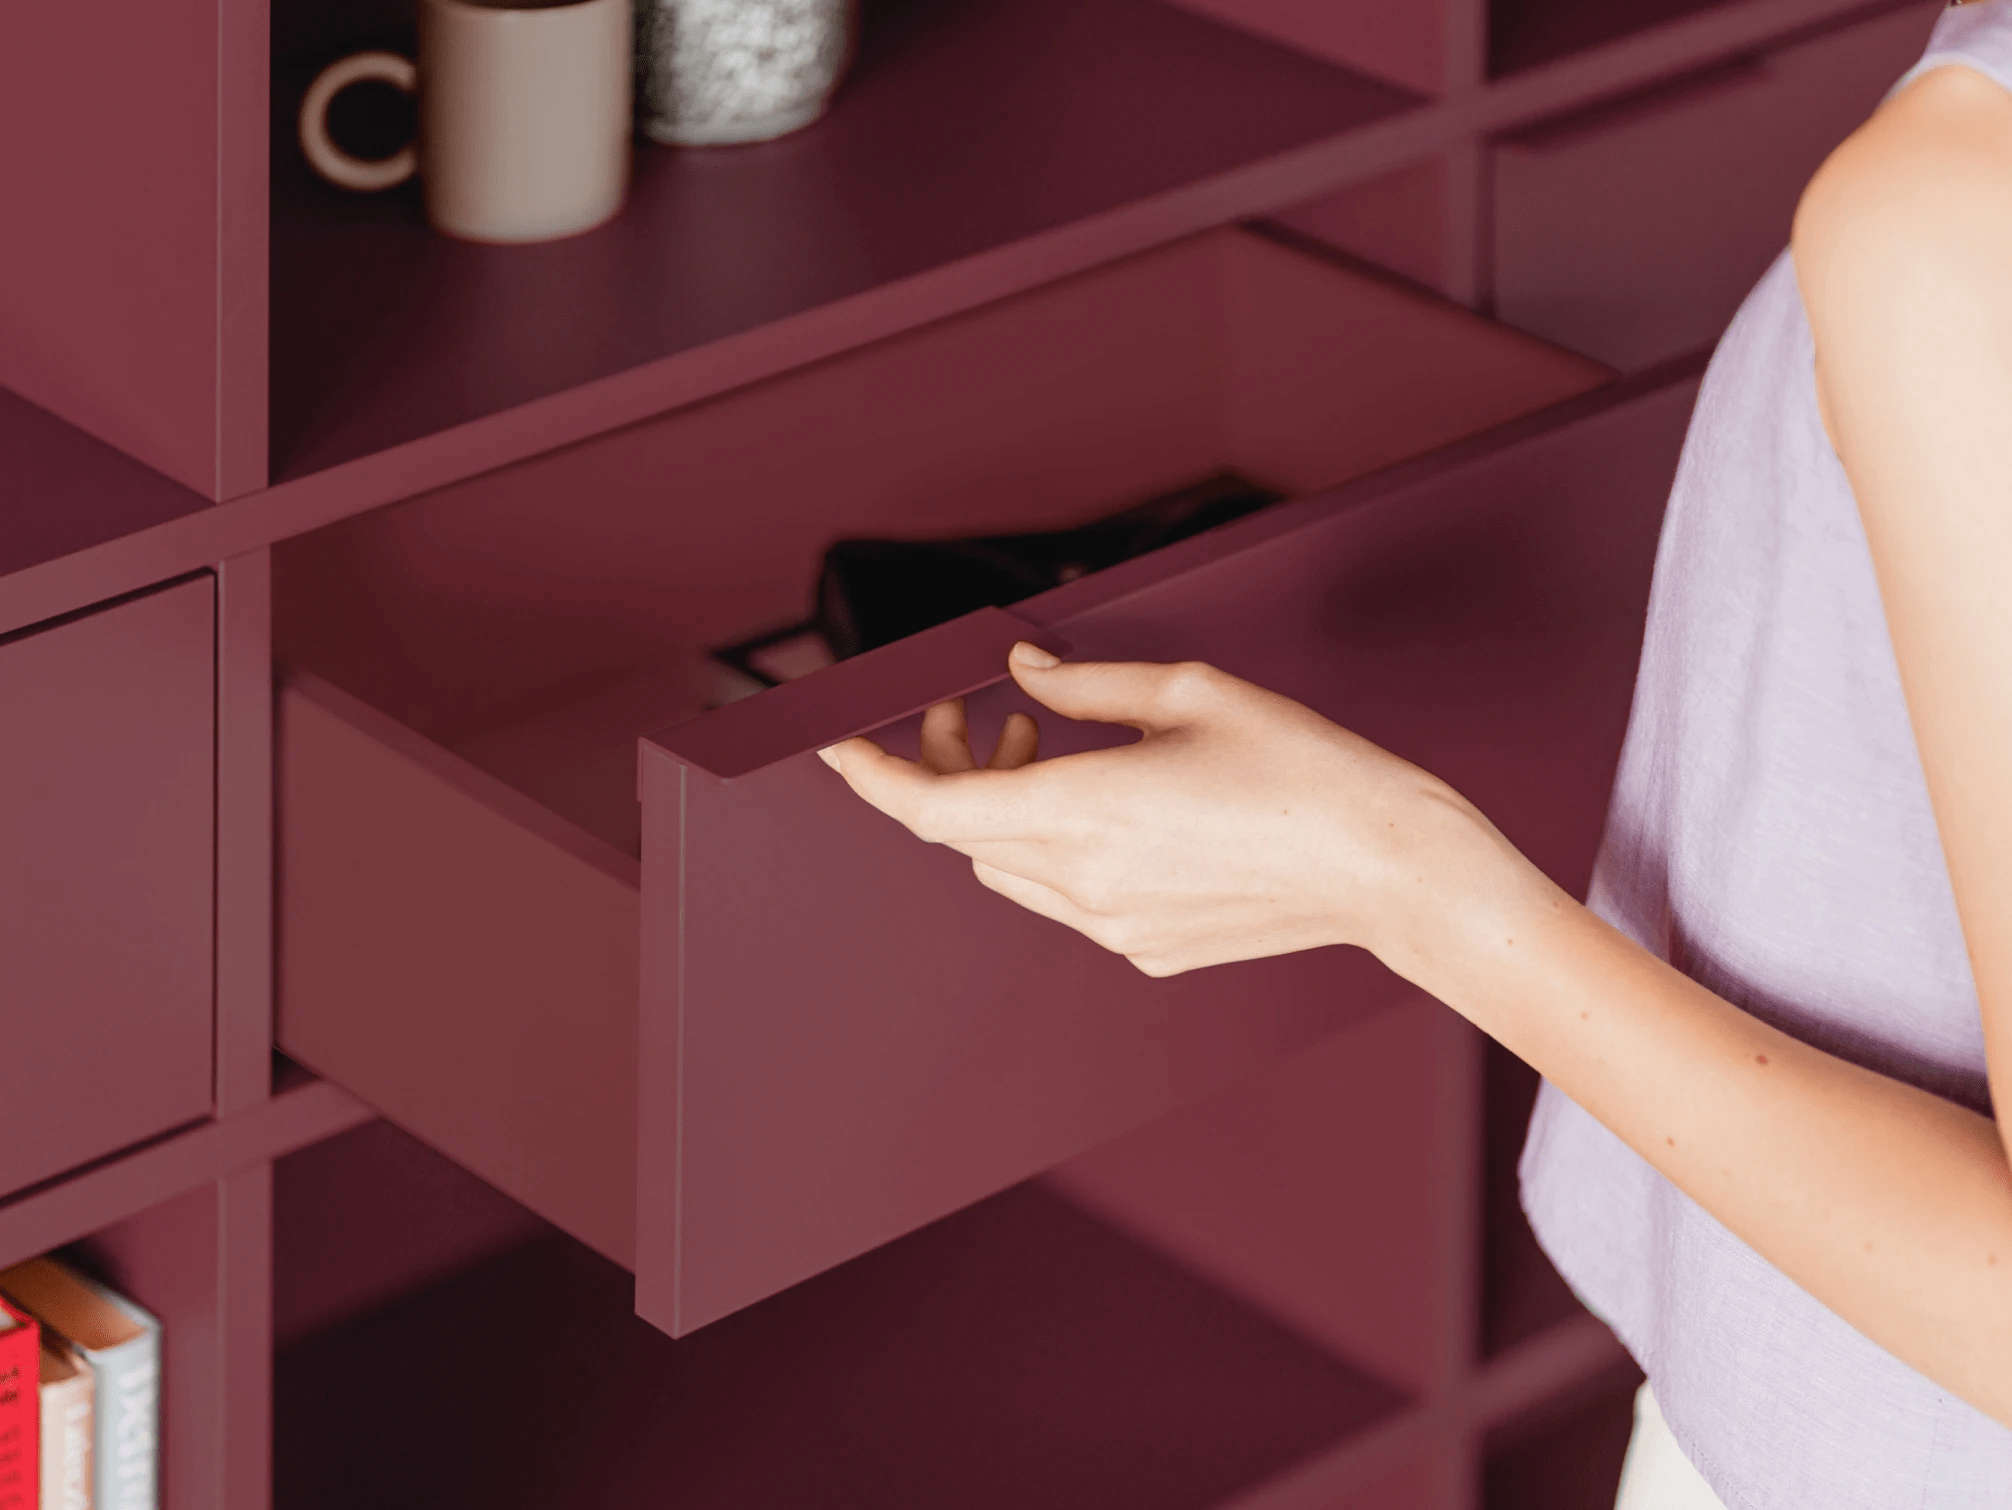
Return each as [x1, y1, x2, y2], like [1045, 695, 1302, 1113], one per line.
[1794, 59, 2012, 322]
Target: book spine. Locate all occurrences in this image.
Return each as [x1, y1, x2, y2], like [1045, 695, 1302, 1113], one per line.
[41, 1366, 92, 1510]
[0, 1305, 40, 1510]
[88, 1343, 153, 1510]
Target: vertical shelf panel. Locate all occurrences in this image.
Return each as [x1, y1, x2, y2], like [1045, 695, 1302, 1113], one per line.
[0, 0, 258, 497]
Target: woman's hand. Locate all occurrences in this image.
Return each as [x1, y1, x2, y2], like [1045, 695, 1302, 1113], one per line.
[818, 641, 1535, 980]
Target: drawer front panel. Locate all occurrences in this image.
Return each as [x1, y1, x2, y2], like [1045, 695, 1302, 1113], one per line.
[0, 577, 215, 1196]
[636, 371, 1699, 1335]
[1492, 4, 1940, 370]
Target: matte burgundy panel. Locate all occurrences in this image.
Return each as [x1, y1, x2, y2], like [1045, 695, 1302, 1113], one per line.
[1048, 997, 1454, 1393]
[1492, 4, 1939, 369]
[1270, 161, 1454, 295]
[0, 2, 221, 493]
[267, 0, 1417, 478]
[275, 673, 640, 1266]
[278, 1188, 1403, 1510]
[1160, 0, 1449, 95]
[640, 734, 1412, 1335]
[0, 387, 212, 583]
[272, 1120, 546, 1346]
[1489, 0, 1731, 76]
[214, 551, 274, 1117]
[81, 1180, 228, 1510]
[635, 373, 1696, 1335]
[0, 578, 215, 1198]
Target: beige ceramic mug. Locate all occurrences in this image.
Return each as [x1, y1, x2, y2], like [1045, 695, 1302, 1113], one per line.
[299, 0, 630, 244]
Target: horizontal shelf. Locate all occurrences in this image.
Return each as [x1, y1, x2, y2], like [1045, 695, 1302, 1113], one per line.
[268, 0, 1418, 480]
[275, 1181, 1408, 1509]
[0, 1078, 371, 1273]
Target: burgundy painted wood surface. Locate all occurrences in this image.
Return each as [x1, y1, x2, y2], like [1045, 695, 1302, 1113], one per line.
[0, 1080, 371, 1279]
[214, 551, 275, 1118]
[267, 0, 1418, 479]
[633, 370, 1691, 1334]
[1047, 996, 1463, 1394]
[0, 0, 263, 498]
[0, 578, 216, 1200]
[1161, 0, 1455, 95]
[1492, 2, 1939, 369]
[276, 672, 643, 1265]
[277, 1186, 1406, 1510]
[272, 1120, 548, 1346]
[0, 388, 212, 584]
[1274, 162, 1455, 296]
[1490, 0, 1736, 76]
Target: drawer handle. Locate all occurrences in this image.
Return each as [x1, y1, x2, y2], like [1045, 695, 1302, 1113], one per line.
[647, 606, 1071, 782]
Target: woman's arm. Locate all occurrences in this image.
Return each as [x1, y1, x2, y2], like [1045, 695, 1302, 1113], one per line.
[821, 63, 2012, 1424]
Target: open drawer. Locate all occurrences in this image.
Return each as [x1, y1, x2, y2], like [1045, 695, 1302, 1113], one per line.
[275, 226, 1647, 1335]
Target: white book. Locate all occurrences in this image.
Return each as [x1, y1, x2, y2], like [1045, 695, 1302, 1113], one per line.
[37, 1341, 91, 1510]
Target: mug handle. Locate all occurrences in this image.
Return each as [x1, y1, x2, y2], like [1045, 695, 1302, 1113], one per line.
[299, 51, 419, 192]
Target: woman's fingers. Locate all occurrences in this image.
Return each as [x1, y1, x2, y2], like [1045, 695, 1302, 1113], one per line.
[987, 710, 1040, 770]
[1007, 643, 1220, 734]
[920, 699, 977, 774]
[820, 736, 1030, 844]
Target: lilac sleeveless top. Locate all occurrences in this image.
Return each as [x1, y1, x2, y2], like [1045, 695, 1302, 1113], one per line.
[1518, 6, 2012, 1505]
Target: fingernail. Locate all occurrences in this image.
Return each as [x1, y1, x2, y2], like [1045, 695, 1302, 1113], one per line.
[817, 746, 841, 770]
[1011, 641, 1060, 670]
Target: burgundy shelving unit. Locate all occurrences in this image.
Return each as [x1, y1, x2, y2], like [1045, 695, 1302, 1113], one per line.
[0, 0, 1946, 1506]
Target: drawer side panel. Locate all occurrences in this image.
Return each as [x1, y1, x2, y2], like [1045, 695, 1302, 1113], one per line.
[277, 676, 641, 1265]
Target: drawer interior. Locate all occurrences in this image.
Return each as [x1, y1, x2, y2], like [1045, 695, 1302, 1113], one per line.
[277, 227, 1606, 859]
[275, 226, 1612, 1305]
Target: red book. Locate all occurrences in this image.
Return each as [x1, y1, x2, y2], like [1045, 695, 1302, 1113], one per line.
[0, 1297, 38, 1510]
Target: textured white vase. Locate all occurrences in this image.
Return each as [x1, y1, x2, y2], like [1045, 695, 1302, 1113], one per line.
[635, 0, 856, 146]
